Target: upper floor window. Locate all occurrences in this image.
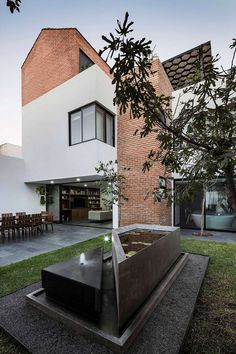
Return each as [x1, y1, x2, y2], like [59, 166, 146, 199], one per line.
[79, 50, 94, 72]
[69, 103, 115, 147]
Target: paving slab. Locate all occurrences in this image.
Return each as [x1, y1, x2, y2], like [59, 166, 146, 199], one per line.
[0, 254, 208, 354]
[0, 225, 110, 266]
[181, 228, 236, 243]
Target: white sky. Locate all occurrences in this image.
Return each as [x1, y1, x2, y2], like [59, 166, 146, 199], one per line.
[0, 0, 235, 146]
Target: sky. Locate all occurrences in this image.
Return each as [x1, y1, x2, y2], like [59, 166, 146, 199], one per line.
[0, 0, 235, 146]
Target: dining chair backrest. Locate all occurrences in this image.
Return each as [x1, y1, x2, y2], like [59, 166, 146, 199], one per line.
[31, 214, 42, 224]
[2, 213, 13, 217]
[1, 216, 15, 228]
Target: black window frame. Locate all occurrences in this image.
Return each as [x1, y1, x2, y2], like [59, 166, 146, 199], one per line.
[68, 101, 115, 147]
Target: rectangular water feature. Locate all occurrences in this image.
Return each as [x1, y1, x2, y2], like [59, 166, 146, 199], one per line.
[112, 224, 181, 329]
[42, 247, 103, 320]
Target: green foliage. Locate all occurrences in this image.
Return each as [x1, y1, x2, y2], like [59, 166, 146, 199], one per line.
[101, 13, 236, 210]
[0, 234, 111, 298]
[6, 0, 21, 13]
[36, 185, 46, 205]
[95, 160, 129, 210]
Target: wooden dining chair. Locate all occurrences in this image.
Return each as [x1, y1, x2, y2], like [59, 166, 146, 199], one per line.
[0, 216, 16, 237]
[42, 213, 54, 231]
[31, 214, 43, 234]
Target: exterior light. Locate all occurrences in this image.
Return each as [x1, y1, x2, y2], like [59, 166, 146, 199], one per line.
[84, 183, 87, 187]
[108, 182, 112, 185]
[76, 178, 80, 181]
[104, 235, 110, 242]
[50, 180, 54, 184]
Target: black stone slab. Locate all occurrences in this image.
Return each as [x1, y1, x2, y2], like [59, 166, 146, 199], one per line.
[42, 247, 103, 319]
[0, 253, 209, 354]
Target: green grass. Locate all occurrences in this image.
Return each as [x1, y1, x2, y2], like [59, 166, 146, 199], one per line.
[181, 238, 236, 354]
[0, 236, 235, 354]
[0, 235, 112, 354]
[0, 235, 111, 298]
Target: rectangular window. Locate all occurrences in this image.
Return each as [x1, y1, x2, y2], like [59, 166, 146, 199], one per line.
[82, 105, 95, 141]
[96, 107, 105, 142]
[70, 111, 82, 144]
[69, 103, 115, 147]
[106, 113, 114, 146]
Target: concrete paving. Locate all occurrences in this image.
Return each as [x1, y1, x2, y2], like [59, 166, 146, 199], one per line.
[181, 228, 236, 244]
[0, 224, 110, 266]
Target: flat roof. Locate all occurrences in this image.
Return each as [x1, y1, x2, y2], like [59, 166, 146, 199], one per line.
[162, 41, 212, 90]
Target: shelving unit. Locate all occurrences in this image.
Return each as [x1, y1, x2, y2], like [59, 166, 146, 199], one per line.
[61, 185, 101, 222]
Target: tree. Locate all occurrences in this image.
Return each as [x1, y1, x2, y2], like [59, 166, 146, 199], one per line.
[6, 0, 21, 13]
[100, 12, 236, 217]
[95, 160, 129, 227]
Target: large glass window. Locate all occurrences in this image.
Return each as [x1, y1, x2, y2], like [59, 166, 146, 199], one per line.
[96, 107, 105, 142]
[174, 179, 236, 232]
[70, 111, 82, 145]
[106, 113, 114, 146]
[82, 105, 95, 141]
[205, 181, 236, 231]
[69, 103, 115, 146]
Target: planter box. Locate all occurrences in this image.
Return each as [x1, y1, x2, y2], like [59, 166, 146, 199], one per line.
[112, 224, 181, 329]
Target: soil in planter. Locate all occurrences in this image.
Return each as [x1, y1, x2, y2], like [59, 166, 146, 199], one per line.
[120, 229, 168, 258]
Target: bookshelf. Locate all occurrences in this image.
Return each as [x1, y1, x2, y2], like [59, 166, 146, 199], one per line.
[61, 185, 101, 221]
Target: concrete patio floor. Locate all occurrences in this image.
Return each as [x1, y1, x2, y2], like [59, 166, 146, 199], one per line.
[181, 228, 236, 244]
[0, 224, 110, 266]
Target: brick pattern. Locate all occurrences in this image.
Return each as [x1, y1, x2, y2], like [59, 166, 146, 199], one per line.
[22, 28, 111, 106]
[118, 58, 173, 226]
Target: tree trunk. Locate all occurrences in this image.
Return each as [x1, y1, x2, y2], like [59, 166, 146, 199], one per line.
[224, 163, 236, 214]
[118, 204, 121, 227]
[200, 189, 206, 237]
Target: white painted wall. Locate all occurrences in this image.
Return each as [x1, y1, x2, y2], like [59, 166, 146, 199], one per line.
[22, 65, 117, 183]
[0, 155, 43, 214]
[0, 143, 22, 158]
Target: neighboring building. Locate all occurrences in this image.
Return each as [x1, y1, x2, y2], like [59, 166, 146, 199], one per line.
[1, 28, 234, 231]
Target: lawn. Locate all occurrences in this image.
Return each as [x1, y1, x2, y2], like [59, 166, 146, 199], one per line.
[0, 236, 235, 354]
[181, 238, 236, 354]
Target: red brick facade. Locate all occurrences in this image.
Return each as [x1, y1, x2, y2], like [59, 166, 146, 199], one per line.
[22, 28, 111, 106]
[118, 58, 173, 226]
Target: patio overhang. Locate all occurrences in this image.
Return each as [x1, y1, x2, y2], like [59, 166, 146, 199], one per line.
[25, 175, 103, 185]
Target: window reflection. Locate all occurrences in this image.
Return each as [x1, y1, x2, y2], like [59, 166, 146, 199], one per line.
[174, 179, 236, 231]
[69, 103, 115, 146]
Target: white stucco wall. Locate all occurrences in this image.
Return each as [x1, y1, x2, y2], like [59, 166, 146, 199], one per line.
[0, 143, 22, 158]
[0, 155, 43, 214]
[22, 65, 117, 183]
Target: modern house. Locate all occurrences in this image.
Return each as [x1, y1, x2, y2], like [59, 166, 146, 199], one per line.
[1, 28, 235, 232]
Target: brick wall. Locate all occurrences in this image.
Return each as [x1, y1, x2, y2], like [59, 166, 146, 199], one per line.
[22, 28, 111, 106]
[118, 58, 173, 226]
